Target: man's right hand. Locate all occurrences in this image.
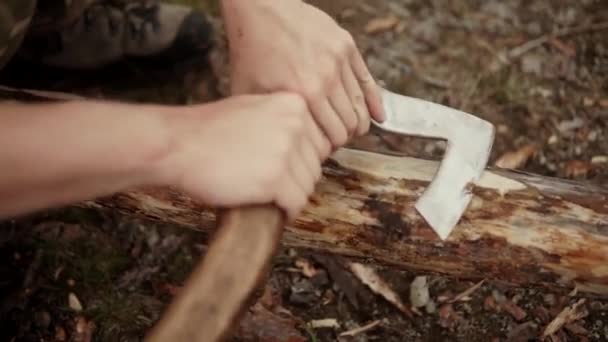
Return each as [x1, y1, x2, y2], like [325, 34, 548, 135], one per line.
[158, 92, 326, 221]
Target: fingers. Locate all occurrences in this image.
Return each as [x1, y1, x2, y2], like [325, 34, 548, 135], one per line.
[329, 78, 358, 138]
[341, 63, 371, 136]
[350, 50, 385, 123]
[309, 98, 348, 151]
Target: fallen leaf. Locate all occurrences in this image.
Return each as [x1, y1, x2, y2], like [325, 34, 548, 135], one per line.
[543, 298, 588, 338]
[339, 320, 381, 337]
[494, 144, 538, 169]
[68, 293, 83, 312]
[565, 322, 588, 335]
[295, 258, 317, 278]
[309, 318, 340, 329]
[449, 280, 485, 303]
[438, 304, 460, 329]
[484, 295, 499, 312]
[364, 15, 400, 34]
[73, 316, 95, 342]
[55, 326, 67, 341]
[502, 300, 527, 321]
[410, 276, 430, 308]
[562, 160, 593, 178]
[348, 262, 413, 317]
[237, 303, 305, 342]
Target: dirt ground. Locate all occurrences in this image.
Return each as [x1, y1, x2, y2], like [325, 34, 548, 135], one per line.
[0, 0, 607, 341]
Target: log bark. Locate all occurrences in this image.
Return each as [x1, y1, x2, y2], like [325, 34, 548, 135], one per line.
[83, 147, 608, 296]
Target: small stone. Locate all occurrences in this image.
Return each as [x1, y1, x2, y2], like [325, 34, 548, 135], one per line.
[497, 124, 509, 134]
[548, 135, 558, 145]
[410, 276, 430, 308]
[583, 96, 595, 107]
[68, 292, 83, 312]
[425, 300, 437, 314]
[67, 279, 75, 287]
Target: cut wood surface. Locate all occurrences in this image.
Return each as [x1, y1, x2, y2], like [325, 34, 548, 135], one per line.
[84, 147, 608, 296]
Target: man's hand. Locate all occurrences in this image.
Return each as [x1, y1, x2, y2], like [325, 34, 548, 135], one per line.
[221, 0, 385, 159]
[161, 93, 325, 221]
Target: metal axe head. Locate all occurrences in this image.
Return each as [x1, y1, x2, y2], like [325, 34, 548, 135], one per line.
[372, 88, 495, 240]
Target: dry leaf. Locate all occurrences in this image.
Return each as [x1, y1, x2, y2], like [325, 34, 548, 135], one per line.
[55, 326, 67, 341]
[339, 320, 381, 337]
[295, 258, 317, 278]
[563, 160, 593, 178]
[494, 144, 538, 169]
[543, 299, 588, 338]
[410, 276, 430, 308]
[237, 303, 305, 342]
[68, 292, 83, 312]
[348, 262, 413, 317]
[503, 300, 527, 321]
[364, 15, 400, 34]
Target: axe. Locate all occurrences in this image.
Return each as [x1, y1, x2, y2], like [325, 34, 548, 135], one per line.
[145, 88, 495, 341]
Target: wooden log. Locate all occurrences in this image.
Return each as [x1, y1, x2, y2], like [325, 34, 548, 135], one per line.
[84, 147, 608, 296]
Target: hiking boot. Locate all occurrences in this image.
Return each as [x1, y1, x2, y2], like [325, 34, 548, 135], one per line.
[18, 0, 214, 70]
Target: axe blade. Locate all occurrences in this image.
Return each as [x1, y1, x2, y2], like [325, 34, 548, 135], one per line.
[372, 89, 495, 240]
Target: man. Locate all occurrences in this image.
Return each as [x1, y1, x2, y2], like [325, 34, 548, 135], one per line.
[0, 0, 385, 223]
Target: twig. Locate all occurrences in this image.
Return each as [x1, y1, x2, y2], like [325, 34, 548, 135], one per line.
[339, 320, 381, 337]
[448, 279, 485, 303]
[497, 21, 608, 70]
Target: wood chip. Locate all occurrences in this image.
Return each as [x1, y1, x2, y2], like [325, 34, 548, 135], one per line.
[543, 298, 588, 338]
[591, 156, 608, 164]
[364, 15, 400, 34]
[295, 258, 317, 278]
[449, 279, 485, 303]
[309, 318, 340, 329]
[68, 292, 83, 312]
[494, 144, 538, 169]
[339, 320, 381, 337]
[348, 262, 413, 317]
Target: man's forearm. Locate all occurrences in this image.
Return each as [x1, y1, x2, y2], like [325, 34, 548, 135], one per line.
[0, 100, 175, 218]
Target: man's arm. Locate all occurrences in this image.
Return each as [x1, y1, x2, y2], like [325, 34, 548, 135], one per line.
[0, 100, 173, 218]
[0, 92, 326, 221]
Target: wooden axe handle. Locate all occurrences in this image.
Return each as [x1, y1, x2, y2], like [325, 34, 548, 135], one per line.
[145, 204, 285, 342]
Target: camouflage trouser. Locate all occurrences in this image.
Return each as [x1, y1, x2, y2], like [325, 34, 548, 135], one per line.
[0, 0, 140, 70]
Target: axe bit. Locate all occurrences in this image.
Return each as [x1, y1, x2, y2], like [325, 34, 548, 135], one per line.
[373, 88, 495, 240]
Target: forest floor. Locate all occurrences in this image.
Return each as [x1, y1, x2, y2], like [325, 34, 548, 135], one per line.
[0, 0, 607, 341]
